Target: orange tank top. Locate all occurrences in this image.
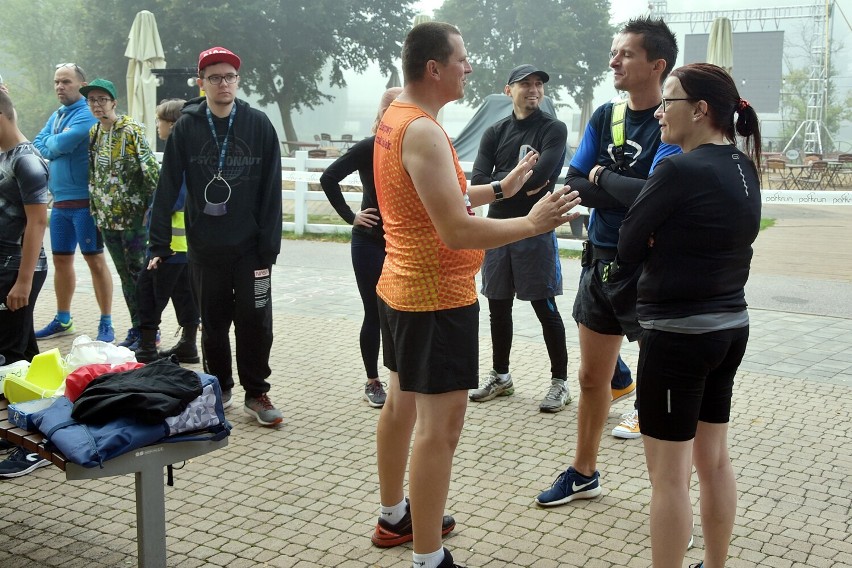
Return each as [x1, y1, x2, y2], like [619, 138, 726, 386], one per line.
[374, 101, 484, 312]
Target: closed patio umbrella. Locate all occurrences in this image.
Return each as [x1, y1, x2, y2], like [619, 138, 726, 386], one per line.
[125, 10, 166, 148]
[707, 17, 733, 74]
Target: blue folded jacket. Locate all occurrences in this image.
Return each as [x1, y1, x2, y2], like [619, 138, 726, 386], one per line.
[31, 372, 230, 468]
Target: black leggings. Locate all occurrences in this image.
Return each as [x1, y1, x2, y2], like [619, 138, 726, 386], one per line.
[351, 231, 386, 379]
[489, 297, 567, 379]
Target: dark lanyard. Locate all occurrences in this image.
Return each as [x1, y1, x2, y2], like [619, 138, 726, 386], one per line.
[206, 104, 236, 177]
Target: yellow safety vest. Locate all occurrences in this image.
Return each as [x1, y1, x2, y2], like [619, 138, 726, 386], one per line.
[171, 211, 187, 253]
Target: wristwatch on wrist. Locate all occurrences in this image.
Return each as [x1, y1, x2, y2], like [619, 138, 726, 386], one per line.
[491, 180, 504, 202]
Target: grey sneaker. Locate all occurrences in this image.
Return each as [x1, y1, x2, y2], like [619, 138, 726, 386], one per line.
[539, 379, 571, 412]
[364, 381, 387, 408]
[469, 370, 514, 402]
[244, 393, 283, 426]
[221, 389, 233, 410]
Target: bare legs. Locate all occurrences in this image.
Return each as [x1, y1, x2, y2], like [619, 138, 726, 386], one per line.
[51, 253, 112, 316]
[52, 254, 75, 313]
[693, 422, 736, 568]
[643, 436, 694, 568]
[376, 370, 467, 554]
[573, 324, 623, 477]
[377, 371, 416, 507]
[644, 421, 736, 568]
[83, 253, 113, 316]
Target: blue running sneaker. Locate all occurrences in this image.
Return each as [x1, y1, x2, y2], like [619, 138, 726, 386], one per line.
[97, 322, 116, 343]
[35, 317, 75, 340]
[117, 328, 138, 347]
[535, 466, 602, 507]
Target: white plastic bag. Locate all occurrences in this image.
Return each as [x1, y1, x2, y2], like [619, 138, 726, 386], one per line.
[64, 335, 137, 373]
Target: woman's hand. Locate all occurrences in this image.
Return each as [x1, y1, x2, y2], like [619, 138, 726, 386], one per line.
[353, 208, 380, 228]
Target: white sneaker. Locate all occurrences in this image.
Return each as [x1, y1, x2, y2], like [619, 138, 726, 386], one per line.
[469, 370, 514, 402]
[539, 379, 572, 413]
[612, 409, 640, 439]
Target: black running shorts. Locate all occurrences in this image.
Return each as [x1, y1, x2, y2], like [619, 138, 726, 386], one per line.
[378, 297, 479, 394]
[637, 326, 749, 441]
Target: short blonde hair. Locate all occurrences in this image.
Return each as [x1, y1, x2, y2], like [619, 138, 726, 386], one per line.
[371, 87, 403, 134]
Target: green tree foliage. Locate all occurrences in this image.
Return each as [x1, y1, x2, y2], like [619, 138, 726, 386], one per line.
[149, 0, 415, 141]
[435, 0, 614, 111]
[0, 0, 86, 138]
[779, 65, 852, 153]
[0, 0, 415, 141]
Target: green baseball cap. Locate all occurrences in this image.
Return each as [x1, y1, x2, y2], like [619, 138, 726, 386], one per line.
[79, 78, 117, 100]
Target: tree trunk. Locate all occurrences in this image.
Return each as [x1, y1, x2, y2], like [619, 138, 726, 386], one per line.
[275, 95, 298, 146]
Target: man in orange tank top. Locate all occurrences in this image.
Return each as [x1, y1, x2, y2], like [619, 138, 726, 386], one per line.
[369, 22, 582, 568]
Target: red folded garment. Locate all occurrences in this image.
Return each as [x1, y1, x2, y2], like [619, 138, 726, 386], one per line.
[64, 362, 145, 402]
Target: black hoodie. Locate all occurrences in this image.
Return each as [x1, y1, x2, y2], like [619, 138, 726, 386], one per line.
[149, 96, 282, 266]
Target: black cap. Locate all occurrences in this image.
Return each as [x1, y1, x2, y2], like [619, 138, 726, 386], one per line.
[507, 64, 550, 85]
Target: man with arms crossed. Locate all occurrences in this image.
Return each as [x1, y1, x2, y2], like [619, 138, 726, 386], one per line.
[370, 22, 580, 568]
[536, 16, 680, 506]
[33, 63, 114, 343]
[469, 64, 572, 412]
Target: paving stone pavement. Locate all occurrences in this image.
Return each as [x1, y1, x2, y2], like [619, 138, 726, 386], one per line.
[0, 206, 850, 567]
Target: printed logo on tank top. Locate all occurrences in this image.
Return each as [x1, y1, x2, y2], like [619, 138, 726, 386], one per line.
[376, 122, 392, 150]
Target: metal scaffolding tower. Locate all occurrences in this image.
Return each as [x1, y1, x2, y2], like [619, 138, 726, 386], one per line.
[647, 1, 834, 156]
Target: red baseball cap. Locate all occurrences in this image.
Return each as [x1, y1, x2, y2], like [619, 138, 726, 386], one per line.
[198, 46, 241, 73]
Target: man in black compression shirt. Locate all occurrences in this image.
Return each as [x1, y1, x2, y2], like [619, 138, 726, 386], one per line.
[469, 64, 571, 413]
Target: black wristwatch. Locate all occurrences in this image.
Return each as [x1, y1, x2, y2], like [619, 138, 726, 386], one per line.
[491, 180, 504, 202]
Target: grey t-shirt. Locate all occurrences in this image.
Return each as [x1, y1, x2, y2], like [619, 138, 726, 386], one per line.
[0, 141, 50, 270]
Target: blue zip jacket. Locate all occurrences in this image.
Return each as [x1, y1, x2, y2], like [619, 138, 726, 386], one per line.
[33, 97, 96, 202]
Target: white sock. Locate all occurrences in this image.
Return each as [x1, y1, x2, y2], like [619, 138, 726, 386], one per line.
[380, 497, 407, 525]
[495, 371, 510, 380]
[412, 548, 444, 568]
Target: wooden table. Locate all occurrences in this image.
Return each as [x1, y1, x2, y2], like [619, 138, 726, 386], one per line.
[0, 398, 228, 568]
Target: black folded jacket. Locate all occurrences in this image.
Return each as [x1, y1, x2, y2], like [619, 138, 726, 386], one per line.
[71, 358, 203, 424]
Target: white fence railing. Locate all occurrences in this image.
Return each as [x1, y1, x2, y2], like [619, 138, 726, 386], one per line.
[281, 151, 589, 251]
[150, 150, 852, 254]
